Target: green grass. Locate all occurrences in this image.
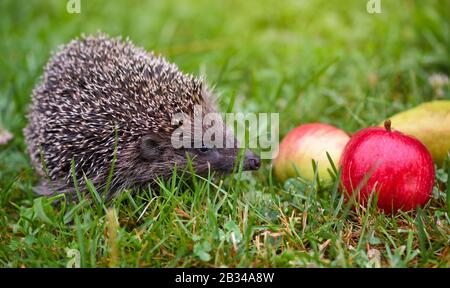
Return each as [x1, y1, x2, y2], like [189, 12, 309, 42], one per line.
[0, 0, 449, 267]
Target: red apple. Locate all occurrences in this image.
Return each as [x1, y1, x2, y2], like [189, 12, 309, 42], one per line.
[273, 123, 350, 183]
[340, 120, 435, 213]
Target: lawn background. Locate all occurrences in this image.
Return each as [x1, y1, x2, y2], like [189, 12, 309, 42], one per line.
[0, 0, 449, 267]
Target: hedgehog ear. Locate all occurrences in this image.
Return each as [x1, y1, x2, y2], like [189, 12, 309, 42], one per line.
[140, 135, 162, 161]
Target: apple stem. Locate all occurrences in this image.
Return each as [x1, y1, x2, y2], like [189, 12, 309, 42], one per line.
[384, 120, 392, 132]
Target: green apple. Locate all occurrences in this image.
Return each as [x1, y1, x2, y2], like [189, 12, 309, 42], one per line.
[273, 123, 350, 183]
[382, 100, 450, 165]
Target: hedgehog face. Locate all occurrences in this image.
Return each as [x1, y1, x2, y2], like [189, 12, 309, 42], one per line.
[137, 108, 261, 177]
[186, 146, 261, 175]
[138, 134, 260, 178]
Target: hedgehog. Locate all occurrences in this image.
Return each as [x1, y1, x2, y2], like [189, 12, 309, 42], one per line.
[24, 34, 260, 200]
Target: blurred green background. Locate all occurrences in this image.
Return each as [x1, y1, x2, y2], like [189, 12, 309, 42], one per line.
[0, 0, 448, 267]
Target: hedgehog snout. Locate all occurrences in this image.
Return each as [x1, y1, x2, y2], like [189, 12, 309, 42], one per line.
[243, 149, 261, 171]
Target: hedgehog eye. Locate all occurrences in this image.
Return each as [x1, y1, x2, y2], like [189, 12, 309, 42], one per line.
[200, 145, 209, 153]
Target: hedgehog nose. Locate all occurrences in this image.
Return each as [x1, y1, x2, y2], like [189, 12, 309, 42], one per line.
[244, 150, 261, 171]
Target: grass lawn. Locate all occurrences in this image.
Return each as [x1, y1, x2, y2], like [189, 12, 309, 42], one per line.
[0, 0, 449, 268]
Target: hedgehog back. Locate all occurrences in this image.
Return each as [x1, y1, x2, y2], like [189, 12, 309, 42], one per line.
[25, 35, 206, 186]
